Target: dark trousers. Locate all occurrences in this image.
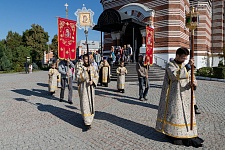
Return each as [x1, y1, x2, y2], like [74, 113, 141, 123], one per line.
[60, 77, 73, 102]
[138, 77, 149, 98]
[25, 67, 29, 74]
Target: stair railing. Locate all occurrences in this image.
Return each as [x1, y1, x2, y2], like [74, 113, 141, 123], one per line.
[154, 55, 168, 69]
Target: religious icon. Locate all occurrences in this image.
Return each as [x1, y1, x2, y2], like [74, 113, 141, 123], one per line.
[147, 37, 151, 45]
[82, 15, 88, 23]
[65, 28, 70, 38]
[79, 13, 91, 26]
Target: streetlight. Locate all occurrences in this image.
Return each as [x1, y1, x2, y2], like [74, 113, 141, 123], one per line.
[186, 6, 199, 130]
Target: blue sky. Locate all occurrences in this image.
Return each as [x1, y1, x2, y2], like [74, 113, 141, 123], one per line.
[0, 0, 103, 43]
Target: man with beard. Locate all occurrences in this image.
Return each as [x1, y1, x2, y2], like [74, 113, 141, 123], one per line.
[76, 54, 99, 131]
[155, 47, 204, 148]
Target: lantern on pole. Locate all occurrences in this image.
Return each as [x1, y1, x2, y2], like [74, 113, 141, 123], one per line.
[185, 6, 199, 130]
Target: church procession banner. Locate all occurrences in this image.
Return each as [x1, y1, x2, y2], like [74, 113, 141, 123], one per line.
[58, 17, 77, 60]
[145, 26, 154, 65]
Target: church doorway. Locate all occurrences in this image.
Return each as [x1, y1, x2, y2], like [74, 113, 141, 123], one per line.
[121, 23, 142, 62]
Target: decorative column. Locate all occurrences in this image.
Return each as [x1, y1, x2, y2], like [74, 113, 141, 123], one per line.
[140, 29, 146, 47]
[149, 11, 155, 28]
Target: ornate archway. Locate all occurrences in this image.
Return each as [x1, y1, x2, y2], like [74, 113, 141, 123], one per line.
[119, 3, 154, 23]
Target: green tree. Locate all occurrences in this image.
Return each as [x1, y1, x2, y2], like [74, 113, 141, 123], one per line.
[13, 46, 31, 71]
[0, 42, 12, 71]
[50, 34, 58, 58]
[6, 31, 23, 50]
[22, 24, 49, 66]
[0, 53, 11, 71]
[5, 31, 23, 68]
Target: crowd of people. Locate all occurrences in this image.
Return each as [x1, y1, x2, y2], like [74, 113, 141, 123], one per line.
[47, 47, 203, 148]
[47, 51, 129, 131]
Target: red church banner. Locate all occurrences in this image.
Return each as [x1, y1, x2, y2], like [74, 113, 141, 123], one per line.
[58, 17, 76, 60]
[145, 26, 154, 66]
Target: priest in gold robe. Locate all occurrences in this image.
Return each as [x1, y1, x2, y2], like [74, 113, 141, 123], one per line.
[155, 47, 204, 148]
[116, 61, 127, 93]
[76, 54, 99, 131]
[98, 58, 110, 87]
[48, 63, 60, 95]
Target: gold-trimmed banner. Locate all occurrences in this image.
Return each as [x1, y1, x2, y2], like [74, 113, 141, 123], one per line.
[145, 26, 154, 65]
[58, 17, 76, 60]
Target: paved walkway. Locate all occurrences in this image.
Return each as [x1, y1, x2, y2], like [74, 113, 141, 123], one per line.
[0, 71, 224, 150]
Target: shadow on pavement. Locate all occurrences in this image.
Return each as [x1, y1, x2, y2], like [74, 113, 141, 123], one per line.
[11, 88, 59, 101]
[13, 98, 85, 130]
[117, 98, 158, 110]
[95, 87, 158, 109]
[95, 111, 168, 142]
[37, 83, 49, 87]
[65, 105, 79, 110]
[96, 86, 138, 101]
[36, 103, 84, 130]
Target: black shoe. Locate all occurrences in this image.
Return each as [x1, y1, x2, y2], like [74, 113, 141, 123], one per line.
[68, 101, 73, 105]
[122, 90, 125, 93]
[59, 99, 63, 102]
[50, 91, 55, 96]
[173, 139, 183, 145]
[195, 111, 201, 114]
[139, 97, 143, 101]
[194, 105, 201, 114]
[83, 125, 91, 132]
[144, 97, 148, 101]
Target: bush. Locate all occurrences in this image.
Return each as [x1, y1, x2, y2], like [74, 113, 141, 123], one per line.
[213, 67, 225, 79]
[32, 62, 39, 70]
[196, 67, 213, 77]
[218, 60, 224, 67]
[14, 64, 23, 72]
[0, 54, 11, 71]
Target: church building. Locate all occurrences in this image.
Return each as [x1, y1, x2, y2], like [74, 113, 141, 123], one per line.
[93, 0, 223, 69]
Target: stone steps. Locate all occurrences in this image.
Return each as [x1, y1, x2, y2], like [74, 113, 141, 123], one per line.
[110, 63, 165, 82]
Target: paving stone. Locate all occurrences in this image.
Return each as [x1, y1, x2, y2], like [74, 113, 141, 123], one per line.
[0, 71, 224, 149]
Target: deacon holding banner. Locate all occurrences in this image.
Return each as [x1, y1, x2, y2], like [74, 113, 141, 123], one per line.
[57, 17, 77, 104]
[75, 6, 97, 131]
[76, 54, 99, 131]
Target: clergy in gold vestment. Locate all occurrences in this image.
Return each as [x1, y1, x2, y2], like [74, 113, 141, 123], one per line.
[98, 59, 110, 87]
[116, 61, 127, 93]
[48, 63, 60, 95]
[77, 54, 99, 131]
[155, 47, 203, 148]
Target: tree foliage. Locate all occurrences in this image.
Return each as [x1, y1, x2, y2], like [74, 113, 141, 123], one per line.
[0, 24, 57, 72]
[6, 31, 22, 50]
[50, 34, 58, 58]
[22, 24, 49, 65]
[0, 42, 11, 71]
